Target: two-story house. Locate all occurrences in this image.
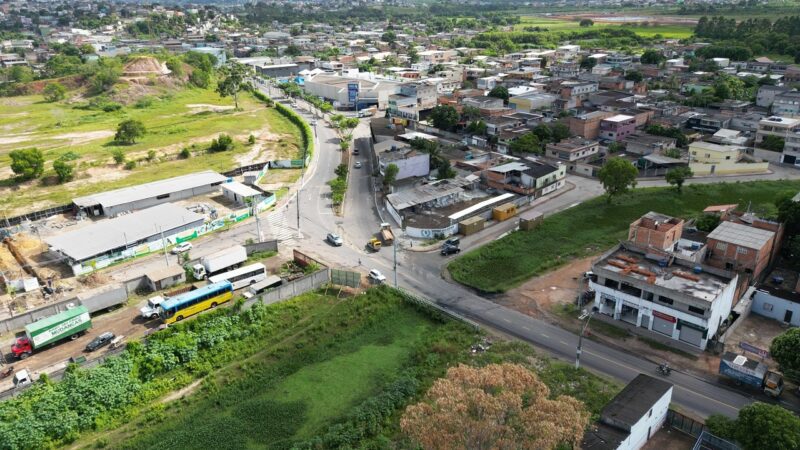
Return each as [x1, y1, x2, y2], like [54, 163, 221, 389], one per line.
[756, 116, 800, 167]
[599, 115, 637, 142]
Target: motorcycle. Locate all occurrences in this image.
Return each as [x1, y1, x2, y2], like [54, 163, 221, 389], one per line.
[0, 366, 14, 379]
[656, 363, 672, 376]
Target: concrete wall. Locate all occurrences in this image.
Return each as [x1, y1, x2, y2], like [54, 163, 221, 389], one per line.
[689, 161, 770, 176]
[0, 297, 78, 334]
[753, 148, 783, 163]
[243, 268, 330, 309]
[244, 240, 279, 255]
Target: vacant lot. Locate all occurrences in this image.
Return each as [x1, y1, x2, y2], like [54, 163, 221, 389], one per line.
[515, 16, 695, 38]
[0, 88, 301, 214]
[449, 181, 800, 293]
[50, 288, 618, 450]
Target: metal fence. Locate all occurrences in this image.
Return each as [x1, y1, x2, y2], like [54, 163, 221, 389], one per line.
[693, 430, 740, 450]
[667, 409, 706, 438]
[1, 203, 73, 230]
[221, 162, 269, 177]
[396, 288, 480, 331]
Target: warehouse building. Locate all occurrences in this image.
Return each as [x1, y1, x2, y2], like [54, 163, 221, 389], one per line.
[73, 171, 228, 217]
[46, 203, 205, 275]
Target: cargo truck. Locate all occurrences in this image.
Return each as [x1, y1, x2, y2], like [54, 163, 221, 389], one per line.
[719, 352, 784, 398]
[10, 305, 92, 359]
[379, 223, 394, 245]
[192, 245, 247, 279]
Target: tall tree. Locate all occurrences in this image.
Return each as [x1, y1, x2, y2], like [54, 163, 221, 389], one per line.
[429, 105, 459, 131]
[598, 157, 638, 203]
[735, 403, 800, 450]
[776, 192, 800, 236]
[10, 148, 45, 180]
[770, 328, 800, 374]
[665, 166, 693, 192]
[43, 82, 67, 102]
[401, 364, 589, 450]
[384, 163, 399, 186]
[509, 132, 541, 154]
[115, 119, 146, 144]
[488, 85, 509, 102]
[216, 61, 252, 110]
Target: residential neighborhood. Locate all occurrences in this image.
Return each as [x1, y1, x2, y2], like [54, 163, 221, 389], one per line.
[0, 0, 799, 449]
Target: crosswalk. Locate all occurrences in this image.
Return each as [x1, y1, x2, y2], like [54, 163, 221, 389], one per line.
[260, 210, 297, 245]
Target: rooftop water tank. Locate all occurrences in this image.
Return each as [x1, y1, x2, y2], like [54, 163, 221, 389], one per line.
[693, 266, 703, 274]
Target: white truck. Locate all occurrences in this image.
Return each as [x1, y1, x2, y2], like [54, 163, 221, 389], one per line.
[140, 295, 165, 320]
[192, 245, 248, 280]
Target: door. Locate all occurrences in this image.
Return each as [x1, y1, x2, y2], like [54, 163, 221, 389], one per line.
[783, 154, 796, 164]
[679, 325, 704, 347]
[785, 310, 794, 324]
[652, 315, 675, 336]
[710, 165, 716, 174]
[640, 315, 650, 329]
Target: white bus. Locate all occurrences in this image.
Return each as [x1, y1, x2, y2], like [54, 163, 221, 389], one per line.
[208, 263, 267, 290]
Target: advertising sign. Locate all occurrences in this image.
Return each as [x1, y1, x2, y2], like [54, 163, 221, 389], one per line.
[740, 341, 769, 358]
[347, 82, 359, 106]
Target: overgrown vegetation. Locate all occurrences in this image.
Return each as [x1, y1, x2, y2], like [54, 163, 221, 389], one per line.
[450, 181, 800, 292]
[0, 287, 618, 450]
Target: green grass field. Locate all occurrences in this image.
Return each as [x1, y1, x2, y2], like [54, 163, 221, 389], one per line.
[81, 288, 617, 450]
[0, 87, 301, 214]
[449, 181, 800, 293]
[515, 16, 695, 38]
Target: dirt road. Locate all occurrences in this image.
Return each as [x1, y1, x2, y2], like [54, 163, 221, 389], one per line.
[0, 297, 158, 392]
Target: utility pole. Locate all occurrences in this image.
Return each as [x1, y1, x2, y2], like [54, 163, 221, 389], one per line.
[393, 240, 398, 288]
[576, 308, 597, 369]
[253, 199, 262, 243]
[159, 226, 169, 266]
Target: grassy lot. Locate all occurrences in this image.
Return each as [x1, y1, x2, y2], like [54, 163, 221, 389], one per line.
[0, 88, 301, 214]
[515, 16, 694, 38]
[63, 287, 619, 450]
[449, 181, 800, 293]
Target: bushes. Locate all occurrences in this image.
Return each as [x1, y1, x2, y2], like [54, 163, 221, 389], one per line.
[209, 134, 234, 152]
[274, 101, 313, 161]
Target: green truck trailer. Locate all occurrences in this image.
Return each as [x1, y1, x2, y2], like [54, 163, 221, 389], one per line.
[10, 305, 92, 359]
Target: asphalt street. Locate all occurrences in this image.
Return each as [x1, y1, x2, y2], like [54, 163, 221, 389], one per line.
[105, 83, 800, 419]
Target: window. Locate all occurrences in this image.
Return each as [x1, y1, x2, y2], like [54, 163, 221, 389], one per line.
[705, 153, 711, 158]
[725, 156, 731, 160]
[716, 242, 728, 252]
[737, 247, 748, 255]
[156, 193, 170, 200]
[762, 303, 774, 312]
[642, 291, 654, 301]
[658, 296, 674, 305]
[604, 279, 619, 289]
[688, 305, 705, 315]
[648, 409, 653, 418]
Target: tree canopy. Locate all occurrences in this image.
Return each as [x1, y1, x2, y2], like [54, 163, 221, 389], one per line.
[665, 166, 693, 192]
[429, 105, 459, 131]
[401, 363, 589, 450]
[216, 61, 252, 110]
[509, 132, 541, 154]
[707, 402, 800, 450]
[598, 157, 638, 202]
[488, 85, 509, 102]
[115, 119, 146, 145]
[770, 328, 800, 374]
[10, 148, 45, 180]
[43, 82, 67, 102]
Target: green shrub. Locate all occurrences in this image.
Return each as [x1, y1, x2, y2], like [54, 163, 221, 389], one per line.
[124, 160, 137, 170]
[209, 134, 234, 152]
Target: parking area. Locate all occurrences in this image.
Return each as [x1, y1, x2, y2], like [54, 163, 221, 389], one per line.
[723, 314, 786, 367]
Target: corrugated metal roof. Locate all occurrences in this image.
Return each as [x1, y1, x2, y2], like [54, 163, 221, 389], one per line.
[707, 221, 774, 250]
[221, 181, 261, 197]
[73, 171, 227, 209]
[46, 203, 204, 261]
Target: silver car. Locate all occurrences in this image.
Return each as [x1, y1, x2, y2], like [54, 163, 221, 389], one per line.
[327, 233, 343, 246]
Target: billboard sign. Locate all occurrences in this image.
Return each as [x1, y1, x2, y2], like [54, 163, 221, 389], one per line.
[739, 341, 769, 359]
[347, 82, 359, 106]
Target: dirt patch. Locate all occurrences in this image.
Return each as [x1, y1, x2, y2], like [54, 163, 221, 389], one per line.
[123, 56, 170, 77]
[187, 103, 236, 113]
[723, 315, 784, 366]
[52, 130, 115, 145]
[497, 256, 594, 318]
[0, 132, 36, 145]
[161, 378, 204, 404]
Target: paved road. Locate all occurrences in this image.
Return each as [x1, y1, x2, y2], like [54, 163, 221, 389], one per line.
[91, 85, 800, 418]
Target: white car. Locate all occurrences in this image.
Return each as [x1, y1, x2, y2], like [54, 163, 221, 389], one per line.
[354, 161, 362, 169]
[368, 269, 386, 283]
[171, 242, 193, 254]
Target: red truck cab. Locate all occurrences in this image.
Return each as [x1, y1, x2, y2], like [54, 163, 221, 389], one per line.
[11, 337, 33, 359]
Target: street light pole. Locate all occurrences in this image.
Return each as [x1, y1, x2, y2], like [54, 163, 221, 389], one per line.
[576, 308, 597, 370]
[393, 240, 398, 288]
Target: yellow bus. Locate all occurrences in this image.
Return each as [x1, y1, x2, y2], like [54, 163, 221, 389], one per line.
[158, 281, 234, 324]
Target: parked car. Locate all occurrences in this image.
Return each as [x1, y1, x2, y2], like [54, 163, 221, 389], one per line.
[444, 237, 460, 248]
[441, 245, 461, 256]
[368, 269, 386, 283]
[171, 242, 193, 254]
[85, 332, 115, 352]
[354, 161, 362, 169]
[327, 233, 343, 246]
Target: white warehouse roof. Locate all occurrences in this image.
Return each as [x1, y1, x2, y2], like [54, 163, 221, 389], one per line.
[73, 170, 227, 210]
[46, 203, 204, 261]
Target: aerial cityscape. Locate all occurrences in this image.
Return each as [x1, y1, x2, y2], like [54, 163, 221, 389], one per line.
[0, 0, 799, 448]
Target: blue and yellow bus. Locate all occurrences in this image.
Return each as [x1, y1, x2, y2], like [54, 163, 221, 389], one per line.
[158, 281, 234, 324]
